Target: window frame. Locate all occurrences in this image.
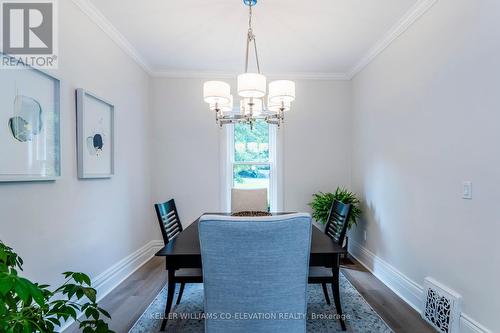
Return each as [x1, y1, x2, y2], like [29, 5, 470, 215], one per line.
[220, 123, 281, 212]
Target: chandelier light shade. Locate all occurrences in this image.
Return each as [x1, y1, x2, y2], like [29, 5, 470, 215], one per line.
[202, 0, 296, 128]
[237, 73, 267, 98]
[210, 95, 233, 112]
[268, 80, 296, 103]
[203, 81, 231, 104]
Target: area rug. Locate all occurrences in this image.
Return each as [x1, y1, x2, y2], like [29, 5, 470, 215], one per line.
[130, 273, 393, 332]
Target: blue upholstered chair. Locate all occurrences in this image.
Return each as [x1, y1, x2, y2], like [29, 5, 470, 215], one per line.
[199, 213, 312, 333]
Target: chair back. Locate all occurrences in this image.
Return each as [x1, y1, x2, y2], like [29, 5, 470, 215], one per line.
[231, 188, 268, 213]
[325, 200, 351, 247]
[199, 213, 312, 333]
[154, 199, 182, 245]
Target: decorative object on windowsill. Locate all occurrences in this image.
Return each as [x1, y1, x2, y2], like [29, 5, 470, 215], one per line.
[76, 89, 115, 179]
[309, 187, 362, 230]
[0, 241, 115, 333]
[202, 0, 295, 128]
[0, 53, 61, 182]
[231, 211, 272, 217]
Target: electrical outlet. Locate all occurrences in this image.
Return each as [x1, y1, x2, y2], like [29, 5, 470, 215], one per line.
[462, 181, 472, 200]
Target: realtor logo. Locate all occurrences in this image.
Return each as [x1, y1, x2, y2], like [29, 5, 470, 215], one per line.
[1, 0, 58, 68]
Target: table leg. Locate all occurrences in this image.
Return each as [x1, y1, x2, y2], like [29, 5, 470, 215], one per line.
[176, 283, 185, 305]
[321, 283, 331, 305]
[332, 255, 346, 331]
[160, 269, 176, 331]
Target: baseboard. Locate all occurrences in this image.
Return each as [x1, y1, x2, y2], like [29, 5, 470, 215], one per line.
[349, 240, 492, 333]
[92, 240, 164, 301]
[349, 240, 423, 311]
[460, 314, 493, 333]
[61, 239, 164, 331]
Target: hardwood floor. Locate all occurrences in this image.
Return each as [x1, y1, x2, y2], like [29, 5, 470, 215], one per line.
[65, 257, 167, 333]
[341, 258, 435, 333]
[67, 256, 434, 333]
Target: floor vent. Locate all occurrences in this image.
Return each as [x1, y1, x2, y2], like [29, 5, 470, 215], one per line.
[421, 277, 462, 333]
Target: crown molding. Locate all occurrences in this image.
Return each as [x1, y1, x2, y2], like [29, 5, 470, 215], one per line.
[277, 72, 350, 81]
[151, 70, 350, 81]
[151, 70, 235, 79]
[71, 0, 153, 76]
[347, 0, 439, 79]
[72, 0, 438, 81]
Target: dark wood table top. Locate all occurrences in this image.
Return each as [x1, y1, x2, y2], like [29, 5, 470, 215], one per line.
[155, 213, 344, 268]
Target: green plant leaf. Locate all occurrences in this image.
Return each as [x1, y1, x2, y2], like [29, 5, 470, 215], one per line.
[85, 306, 99, 320]
[84, 289, 97, 303]
[76, 287, 84, 300]
[27, 282, 46, 306]
[309, 187, 362, 229]
[22, 322, 31, 333]
[0, 241, 115, 333]
[14, 278, 30, 303]
[98, 307, 111, 319]
[83, 327, 93, 333]
[80, 273, 92, 286]
[0, 276, 13, 295]
[47, 317, 61, 326]
[73, 272, 83, 284]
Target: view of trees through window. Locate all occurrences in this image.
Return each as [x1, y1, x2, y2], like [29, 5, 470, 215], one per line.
[233, 121, 270, 201]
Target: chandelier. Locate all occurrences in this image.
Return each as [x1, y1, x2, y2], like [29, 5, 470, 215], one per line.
[203, 0, 296, 128]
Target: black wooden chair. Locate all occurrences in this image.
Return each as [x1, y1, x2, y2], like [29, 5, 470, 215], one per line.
[308, 200, 351, 331]
[154, 199, 202, 330]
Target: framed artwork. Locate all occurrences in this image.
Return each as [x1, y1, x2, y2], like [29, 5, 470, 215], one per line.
[76, 89, 115, 179]
[0, 53, 61, 182]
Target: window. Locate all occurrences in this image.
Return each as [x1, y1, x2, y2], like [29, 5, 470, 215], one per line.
[222, 121, 279, 211]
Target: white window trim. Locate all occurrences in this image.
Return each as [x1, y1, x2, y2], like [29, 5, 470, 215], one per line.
[220, 124, 282, 212]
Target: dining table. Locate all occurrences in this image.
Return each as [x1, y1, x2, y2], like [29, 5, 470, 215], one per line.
[155, 213, 347, 331]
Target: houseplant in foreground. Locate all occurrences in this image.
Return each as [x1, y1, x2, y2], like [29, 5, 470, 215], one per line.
[309, 187, 362, 230]
[0, 241, 114, 333]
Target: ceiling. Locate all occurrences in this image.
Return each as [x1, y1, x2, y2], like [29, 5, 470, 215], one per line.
[81, 0, 434, 77]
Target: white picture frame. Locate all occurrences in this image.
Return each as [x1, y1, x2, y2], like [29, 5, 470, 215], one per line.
[76, 89, 115, 179]
[0, 53, 61, 182]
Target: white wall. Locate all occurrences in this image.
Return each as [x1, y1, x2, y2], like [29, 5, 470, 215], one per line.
[151, 78, 352, 225]
[350, 0, 499, 331]
[282, 80, 352, 212]
[151, 78, 221, 225]
[0, 0, 156, 290]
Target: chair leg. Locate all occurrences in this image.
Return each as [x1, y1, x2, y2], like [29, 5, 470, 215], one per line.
[176, 283, 185, 305]
[160, 269, 176, 331]
[321, 283, 331, 305]
[332, 263, 346, 331]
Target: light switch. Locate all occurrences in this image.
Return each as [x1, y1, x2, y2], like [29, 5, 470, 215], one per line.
[462, 181, 472, 199]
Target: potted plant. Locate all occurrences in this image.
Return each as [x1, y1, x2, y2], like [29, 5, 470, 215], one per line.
[309, 187, 362, 230]
[0, 241, 115, 333]
[309, 187, 362, 255]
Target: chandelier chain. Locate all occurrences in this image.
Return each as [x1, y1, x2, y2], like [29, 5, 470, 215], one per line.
[244, 2, 261, 74]
[248, 3, 253, 31]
